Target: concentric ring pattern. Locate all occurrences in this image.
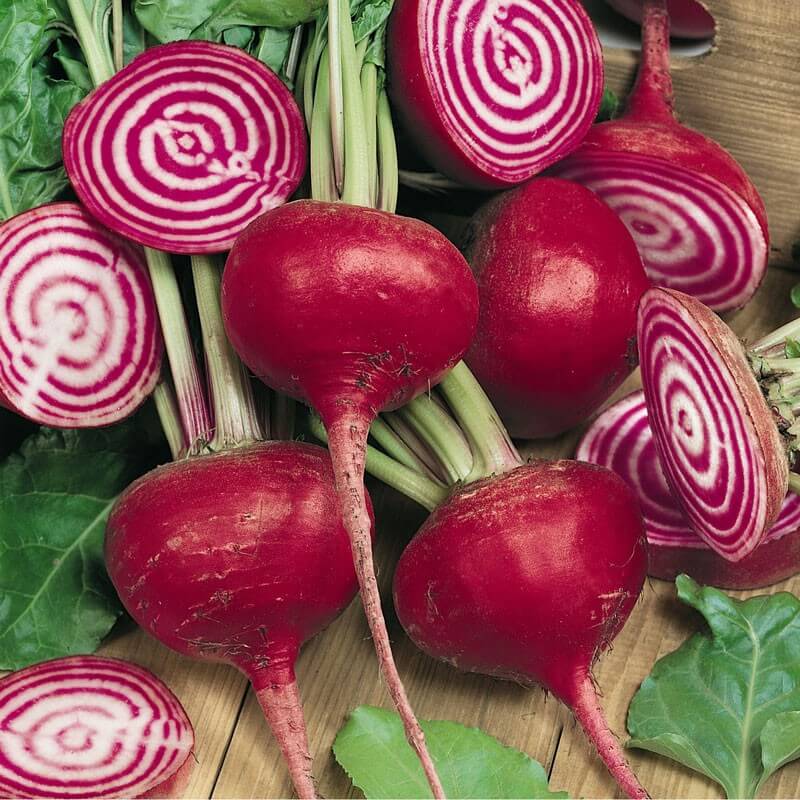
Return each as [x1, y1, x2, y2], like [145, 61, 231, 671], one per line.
[637, 289, 769, 559]
[0, 203, 161, 427]
[553, 152, 767, 312]
[63, 41, 307, 254]
[0, 656, 193, 798]
[577, 390, 800, 548]
[422, 0, 603, 182]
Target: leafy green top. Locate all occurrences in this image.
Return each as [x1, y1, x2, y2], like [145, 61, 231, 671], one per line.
[333, 705, 568, 799]
[0, 413, 164, 670]
[0, 0, 86, 220]
[627, 575, 800, 799]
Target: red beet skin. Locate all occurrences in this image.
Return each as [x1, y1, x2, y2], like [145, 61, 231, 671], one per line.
[221, 199, 478, 798]
[394, 461, 649, 798]
[106, 442, 369, 799]
[465, 178, 649, 439]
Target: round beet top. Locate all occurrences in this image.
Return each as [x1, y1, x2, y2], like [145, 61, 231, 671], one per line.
[388, 0, 604, 189]
[63, 41, 307, 254]
[0, 203, 161, 428]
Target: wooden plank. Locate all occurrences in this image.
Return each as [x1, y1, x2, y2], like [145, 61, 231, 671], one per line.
[599, 0, 800, 268]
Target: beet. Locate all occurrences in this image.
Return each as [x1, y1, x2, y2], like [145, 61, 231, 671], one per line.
[577, 390, 800, 588]
[0, 203, 161, 428]
[393, 460, 649, 798]
[106, 442, 369, 799]
[63, 41, 307, 255]
[387, 0, 604, 189]
[465, 178, 649, 438]
[0, 656, 194, 799]
[551, 0, 766, 312]
[637, 287, 788, 561]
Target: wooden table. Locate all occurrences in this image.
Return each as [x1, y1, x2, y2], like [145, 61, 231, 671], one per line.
[91, 263, 800, 799]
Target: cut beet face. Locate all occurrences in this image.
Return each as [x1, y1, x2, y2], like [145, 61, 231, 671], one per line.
[553, 153, 767, 312]
[637, 287, 788, 561]
[550, 0, 767, 312]
[0, 656, 194, 799]
[387, 0, 604, 189]
[577, 390, 800, 588]
[0, 203, 161, 428]
[63, 41, 307, 254]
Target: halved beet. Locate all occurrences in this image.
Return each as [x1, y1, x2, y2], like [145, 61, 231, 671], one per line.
[637, 287, 788, 561]
[63, 41, 307, 254]
[0, 656, 194, 799]
[577, 390, 800, 588]
[551, 0, 766, 312]
[387, 0, 604, 189]
[0, 203, 161, 427]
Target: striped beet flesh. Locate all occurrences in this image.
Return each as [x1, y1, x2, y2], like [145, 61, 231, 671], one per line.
[637, 287, 788, 562]
[63, 41, 307, 254]
[577, 390, 800, 588]
[605, 0, 715, 39]
[0, 656, 194, 799]
[550, 0, 767, 312]
[387, 0, 604, 189]
[0, 204, 161, 428]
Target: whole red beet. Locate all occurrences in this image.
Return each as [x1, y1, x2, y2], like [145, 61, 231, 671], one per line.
[394, 460, 649, 798]
[465, 178, 649, 439]
[221, 199, 478, 797]
[106, 442, 370, 799]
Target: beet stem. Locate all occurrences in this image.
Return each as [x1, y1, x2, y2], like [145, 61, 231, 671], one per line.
[255, 679, 319, 800]
[112, 0, 123, 71]
[571, 673, 650, 799]
[309, 412, 447, 511]
[192, 254, 263, 450]
[311, 52, 338, 203]
[152, 377, 185, 459]
[376, 90, 399, 213]
[626, 0, 674, 122]
[65, 0, 114, 84]
[327, 0, 345, 193]
[371, 416, 442, 481]
[145, 248, 213, 451]
[326, 414, 446, 799]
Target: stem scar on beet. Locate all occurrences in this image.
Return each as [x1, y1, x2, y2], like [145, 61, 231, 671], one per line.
[551, 0, 767, 313]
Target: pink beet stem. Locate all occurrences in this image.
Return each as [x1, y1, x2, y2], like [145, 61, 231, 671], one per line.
[255, 679, 319, 800]
[326, 413, 446, 800]
[571, 673, 650, 799]
[626, 0, 674, 123]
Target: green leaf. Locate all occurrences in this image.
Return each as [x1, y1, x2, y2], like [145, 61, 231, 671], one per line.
[595, 86, 620, 122]
[785, 338, 800, 359]
[627, 575, 800, 798]
[134, 0, 325, 41]
[0, 0, 87, 220]
[252, 26, 293, 77]
[333, 706, 569, 799]
[0, 409, 166, 670]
